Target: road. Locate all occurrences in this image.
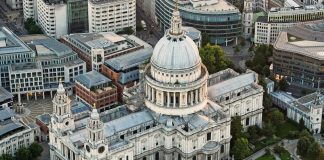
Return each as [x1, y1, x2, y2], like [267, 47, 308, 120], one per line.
[0, 1, 27, 35]
[136, 4, 162, 47]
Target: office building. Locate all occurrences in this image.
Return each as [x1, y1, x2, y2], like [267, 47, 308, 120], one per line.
[271, 91, 323, 134]
[156, 0, 241, 45]
[23, 0, 36, 20]
[67, 0, 88, 33]
[61, 32, 152, 71]
[208, 69, 264, 129]
[0, 27, 35, 92]
[0, 28, 86, 99]
[102, 47, 152, 101]
[0, 107, 35, 156]
[49, 7, 232, 160]
[254, 5, 324, 45]
[273, 20, 324, 90]
[88, 0, 136, 33]
[75, 71, 118, 111]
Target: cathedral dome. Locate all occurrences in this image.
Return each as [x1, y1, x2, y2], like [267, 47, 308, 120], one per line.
[151, 34, 201, 70]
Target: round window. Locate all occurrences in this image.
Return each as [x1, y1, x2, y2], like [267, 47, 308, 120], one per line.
[65, 121, 69, 126]
[98, 146, 105, 153]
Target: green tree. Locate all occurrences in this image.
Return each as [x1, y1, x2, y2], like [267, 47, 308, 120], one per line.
[262, 65, 270, 77]
[199, 44, 232, 74]
[247, 126, 260, 143]
[234, 45, 240, 54]
[297, 136, 311, 156]
[28, 142, 43, 158]
[231, 116, 243, 140]
[298, 118, 306, 131]
[0, 154, 14, 160]
[267, 108, 285, 125]
[15, 147, 32, 160]
[319, 148, 324, 160]
[24, 18, 42, 34]
[279, 77, 289, 91]
[262, 122, 276, 137]
[201, 32, 210, 46]
[232, 138, 251, 160]
[307, 142, 320, 159]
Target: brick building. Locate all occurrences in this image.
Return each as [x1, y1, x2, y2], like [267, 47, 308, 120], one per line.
[75, 71, 118, 112]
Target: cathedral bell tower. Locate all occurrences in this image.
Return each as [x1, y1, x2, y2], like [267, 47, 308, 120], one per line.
[84, 104, 108, 159]
[51, 80, 75, 133]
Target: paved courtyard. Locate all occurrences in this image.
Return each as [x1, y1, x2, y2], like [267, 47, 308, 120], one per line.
[16, 95, 76, 125]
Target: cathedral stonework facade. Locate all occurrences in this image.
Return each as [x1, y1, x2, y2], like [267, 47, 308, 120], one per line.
[49, 4, 263, 160]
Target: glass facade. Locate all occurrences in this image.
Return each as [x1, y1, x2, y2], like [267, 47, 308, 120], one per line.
[156, 0, 242, 45]
[67, 0, 88, 33]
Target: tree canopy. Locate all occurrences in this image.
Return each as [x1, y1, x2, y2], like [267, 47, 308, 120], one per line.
[24, 18, 42, 34]
[15, 147, 32, 160]
[232, 138, 251, 160]
[297, 129, 320, 159]
[199, 44, 233, 74]
[28, 142, 43, 158]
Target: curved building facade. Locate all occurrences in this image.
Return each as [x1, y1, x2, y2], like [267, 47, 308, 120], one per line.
[156, 0, 242, 45]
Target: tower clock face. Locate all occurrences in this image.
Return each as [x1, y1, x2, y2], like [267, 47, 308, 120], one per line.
[86, 145, 90, 152]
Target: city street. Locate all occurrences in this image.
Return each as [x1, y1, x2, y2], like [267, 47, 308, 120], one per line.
[136, 4, 162, 47]
[0, 1, 27, 36]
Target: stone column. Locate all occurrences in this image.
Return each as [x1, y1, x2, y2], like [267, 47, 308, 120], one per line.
[34, 92, 37, 100]
[152, 88, 155, 102]
[50, 90, 53, 98]
[27, 93, 29, 101]
[173, 92, 176, 108]
[195, 89, 198, 103]
[43, 92, 45, 99]
[167, 92, 170, 107]
[190, 91, 193, 105]
[161, 91, 164, 106]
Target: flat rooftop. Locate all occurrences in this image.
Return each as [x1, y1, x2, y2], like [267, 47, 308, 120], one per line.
[75, 71, 112, 89]
[0, 87, 13, 102]
[178, 0, 239, 14]
[0, 27, 33, 56]
[65, 32, 127, 50]
[104, 47, 153, 71]
[28, 38, 73, 58]
[274, 20, 324, 60]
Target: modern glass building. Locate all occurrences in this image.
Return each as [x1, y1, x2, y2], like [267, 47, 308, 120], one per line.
[155, 0, 242, 45]
[67, 0, 88, 33]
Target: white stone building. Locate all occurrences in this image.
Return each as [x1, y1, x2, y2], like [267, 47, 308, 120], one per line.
[254, 5, 324, 45]
[271, 91, 323, 134]
[36, 0, 68, 38]
[23, 0, 36, 20]
[88, 0, 136, 33]
[49, 7, 232, 160]
[0, 107, 35, 156]
[208, 69, 264, 129]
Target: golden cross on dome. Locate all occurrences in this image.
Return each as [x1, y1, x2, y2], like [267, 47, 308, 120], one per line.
[93, 103, 96, 109]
